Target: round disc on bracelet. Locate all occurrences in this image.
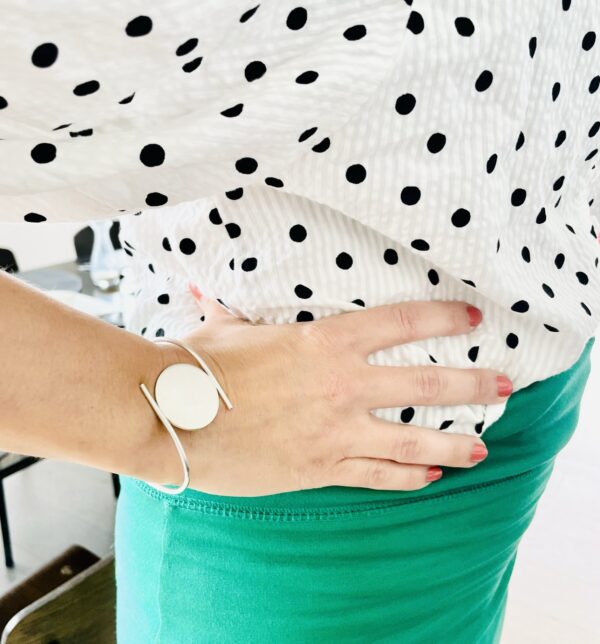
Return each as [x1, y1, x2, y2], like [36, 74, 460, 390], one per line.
[154, 363, 220, 430]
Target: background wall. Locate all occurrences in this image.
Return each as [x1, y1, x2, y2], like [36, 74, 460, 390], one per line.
[1, 223, 598, 642]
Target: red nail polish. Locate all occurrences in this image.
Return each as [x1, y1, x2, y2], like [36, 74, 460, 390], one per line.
[188, 282, 203, 300]
[466, 306, 482, 327]
[470, 443, 488, 463]
[426, 466, 443, 482]
[496, 375, 513, 397]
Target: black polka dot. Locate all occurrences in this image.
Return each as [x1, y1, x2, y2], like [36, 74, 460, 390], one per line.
[73, 80, 100, 96]
[542, 283, 555, 297]
[155, 328, 165, 338]
[428, 269, 439, 285]
[400, 407, 415, 423]
[515, 131, 525, 150]
[336, 252, 353, 269]
[581, 302, 592, 316]
[179, 238, 196, 255]
[119, 92, 135, 105]
[221, 103, 244, 117]
[506, 333, 519, 349]
[588, 121, 600, 137]
[589, 76, 600, 93]
[555, 130, 567, 147]
[475, 70, 493, 92]
[240, 5, 259, 22]
[582, 31, 596, 51]
[454, 17, 474, 37]
[141, 327, 147, 336]
[511, 300, 529, 313]
[31, 143, 56, 164]
[383, 248, 398, 265]
[148, 264, 155, 273]
[226, 187, 244, 200]
[554, 253, 565, 269]
[536, 207, 547, 224]
[176, 38, 198, 56]
[411, 239, 429, 251]
[225, 223, 241, 239]
[468, 346, 479, 362]
[235, 157, 258, 174]
[290, 224, 307, 242]
[395, 93, 416, 115]
[474, 421, 484, 434]
[245, 61, 267, 82]
[158, 293, 170, 305]
[294, 284, 313, 299]
[126, 16, 153, 37]
[299, 127, 318, 142]
[31, 43, 58, 68]
[552, 82, 561, 101]
[576, 271, 589, 285]
[486, 153, 498, 173]
[0, 96, 8, 110]
[344, 25, 366, 41]
[312, 138, 330, 153]
[585, 148, 598, 161]
[24, 212, 47, 223]
[209, 208, 222, 225]
[529, 37, 537, 58]
[352, 299, 365, 307]
[287, 7, 308, 30]
[451, 208, 470, 227]
[296, 311, 313, 322]
[145, 192, 168, 206]
[401, 186, 421, 206]
[295, 70, 318, 84]
[406, 11, 424, 35]
[427, 132, 446, 153]
[265, 177, 284, 188]
[345, 164, 367, 184]
[229, 258, 235, 270]
[162, 237, 172, 251]
[140, 144, 165, 167]
[440, 419, 454, 430]
[241, 257, 258, 271]
[182, 57, 203, 73]
[511, 189, 527, 207]
[553, 176, 565, 191]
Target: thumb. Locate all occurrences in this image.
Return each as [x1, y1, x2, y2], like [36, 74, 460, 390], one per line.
[188, 282, 246, 326]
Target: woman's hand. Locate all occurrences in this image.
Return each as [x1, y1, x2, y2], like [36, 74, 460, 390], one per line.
[159, 287, 512, 497]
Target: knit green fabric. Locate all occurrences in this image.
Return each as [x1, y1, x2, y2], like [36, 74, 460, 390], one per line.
[115, 336, 595, 643]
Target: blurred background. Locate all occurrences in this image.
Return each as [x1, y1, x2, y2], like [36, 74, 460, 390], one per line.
[0, 222, 598, 643]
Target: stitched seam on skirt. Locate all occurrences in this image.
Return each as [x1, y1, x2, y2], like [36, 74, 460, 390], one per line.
[130, 464, 548, 522]
[153, 500, 170, 644]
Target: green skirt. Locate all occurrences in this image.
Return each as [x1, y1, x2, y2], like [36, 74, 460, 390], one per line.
[115, 336, 595, 643]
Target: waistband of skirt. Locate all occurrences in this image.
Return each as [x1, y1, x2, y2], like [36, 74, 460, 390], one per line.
[125, 335, 596, 512]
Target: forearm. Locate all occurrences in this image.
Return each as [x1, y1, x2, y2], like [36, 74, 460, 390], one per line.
[0, 269, 189, 483]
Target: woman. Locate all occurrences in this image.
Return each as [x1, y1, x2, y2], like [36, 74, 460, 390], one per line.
[0, 1, 598, 641]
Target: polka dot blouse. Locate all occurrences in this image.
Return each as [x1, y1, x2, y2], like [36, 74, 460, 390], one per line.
[1, 1, 599, 437]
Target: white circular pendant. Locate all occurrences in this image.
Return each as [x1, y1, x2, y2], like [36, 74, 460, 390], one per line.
[154, 363, 220, 430]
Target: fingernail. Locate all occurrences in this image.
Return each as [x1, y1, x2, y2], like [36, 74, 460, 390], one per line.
[470, 442, 488, 463]
[496, 375, 513, 397]
[426, 466, 443, 482]
[188, 282, 203, 300]
[466, 305, 482, 327]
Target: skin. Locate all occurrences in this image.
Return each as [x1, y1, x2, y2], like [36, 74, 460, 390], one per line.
[0, 269, 512, 497]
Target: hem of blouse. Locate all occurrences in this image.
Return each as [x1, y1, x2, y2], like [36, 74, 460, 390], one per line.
[130, 463, 551, 522]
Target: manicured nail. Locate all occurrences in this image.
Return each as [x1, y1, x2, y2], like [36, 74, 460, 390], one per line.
[470, 442, 488, 463]
[466, 305, 482, 327]
[188, 282, 202, 300]
[426, 466, 443, 482]
[496, 375, 513, 397]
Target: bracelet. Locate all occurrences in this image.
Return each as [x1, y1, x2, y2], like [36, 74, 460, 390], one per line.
[139, 337, 233, 495]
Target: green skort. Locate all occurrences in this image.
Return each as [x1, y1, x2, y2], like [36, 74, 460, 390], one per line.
[115, 336, 595, 643]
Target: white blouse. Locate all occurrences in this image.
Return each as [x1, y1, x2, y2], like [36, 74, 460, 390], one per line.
[1, 0, 599, 437]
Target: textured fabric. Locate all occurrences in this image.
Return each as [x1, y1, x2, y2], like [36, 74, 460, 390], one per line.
[114, 335, 595, 643]
[0, 1, 599, 435]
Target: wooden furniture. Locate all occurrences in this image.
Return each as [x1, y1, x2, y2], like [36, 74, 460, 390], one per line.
[0, 547, 115, 644]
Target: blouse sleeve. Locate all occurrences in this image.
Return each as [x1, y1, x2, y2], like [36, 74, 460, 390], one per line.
[0, 0, 408, 223]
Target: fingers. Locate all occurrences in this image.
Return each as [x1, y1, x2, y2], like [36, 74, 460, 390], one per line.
[341, 415, 487, 469]
[359, 364, 513, 408]
[332, 457, 442, 491]
[188, 282, 244, 326]
[314, 300, 481, 357]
